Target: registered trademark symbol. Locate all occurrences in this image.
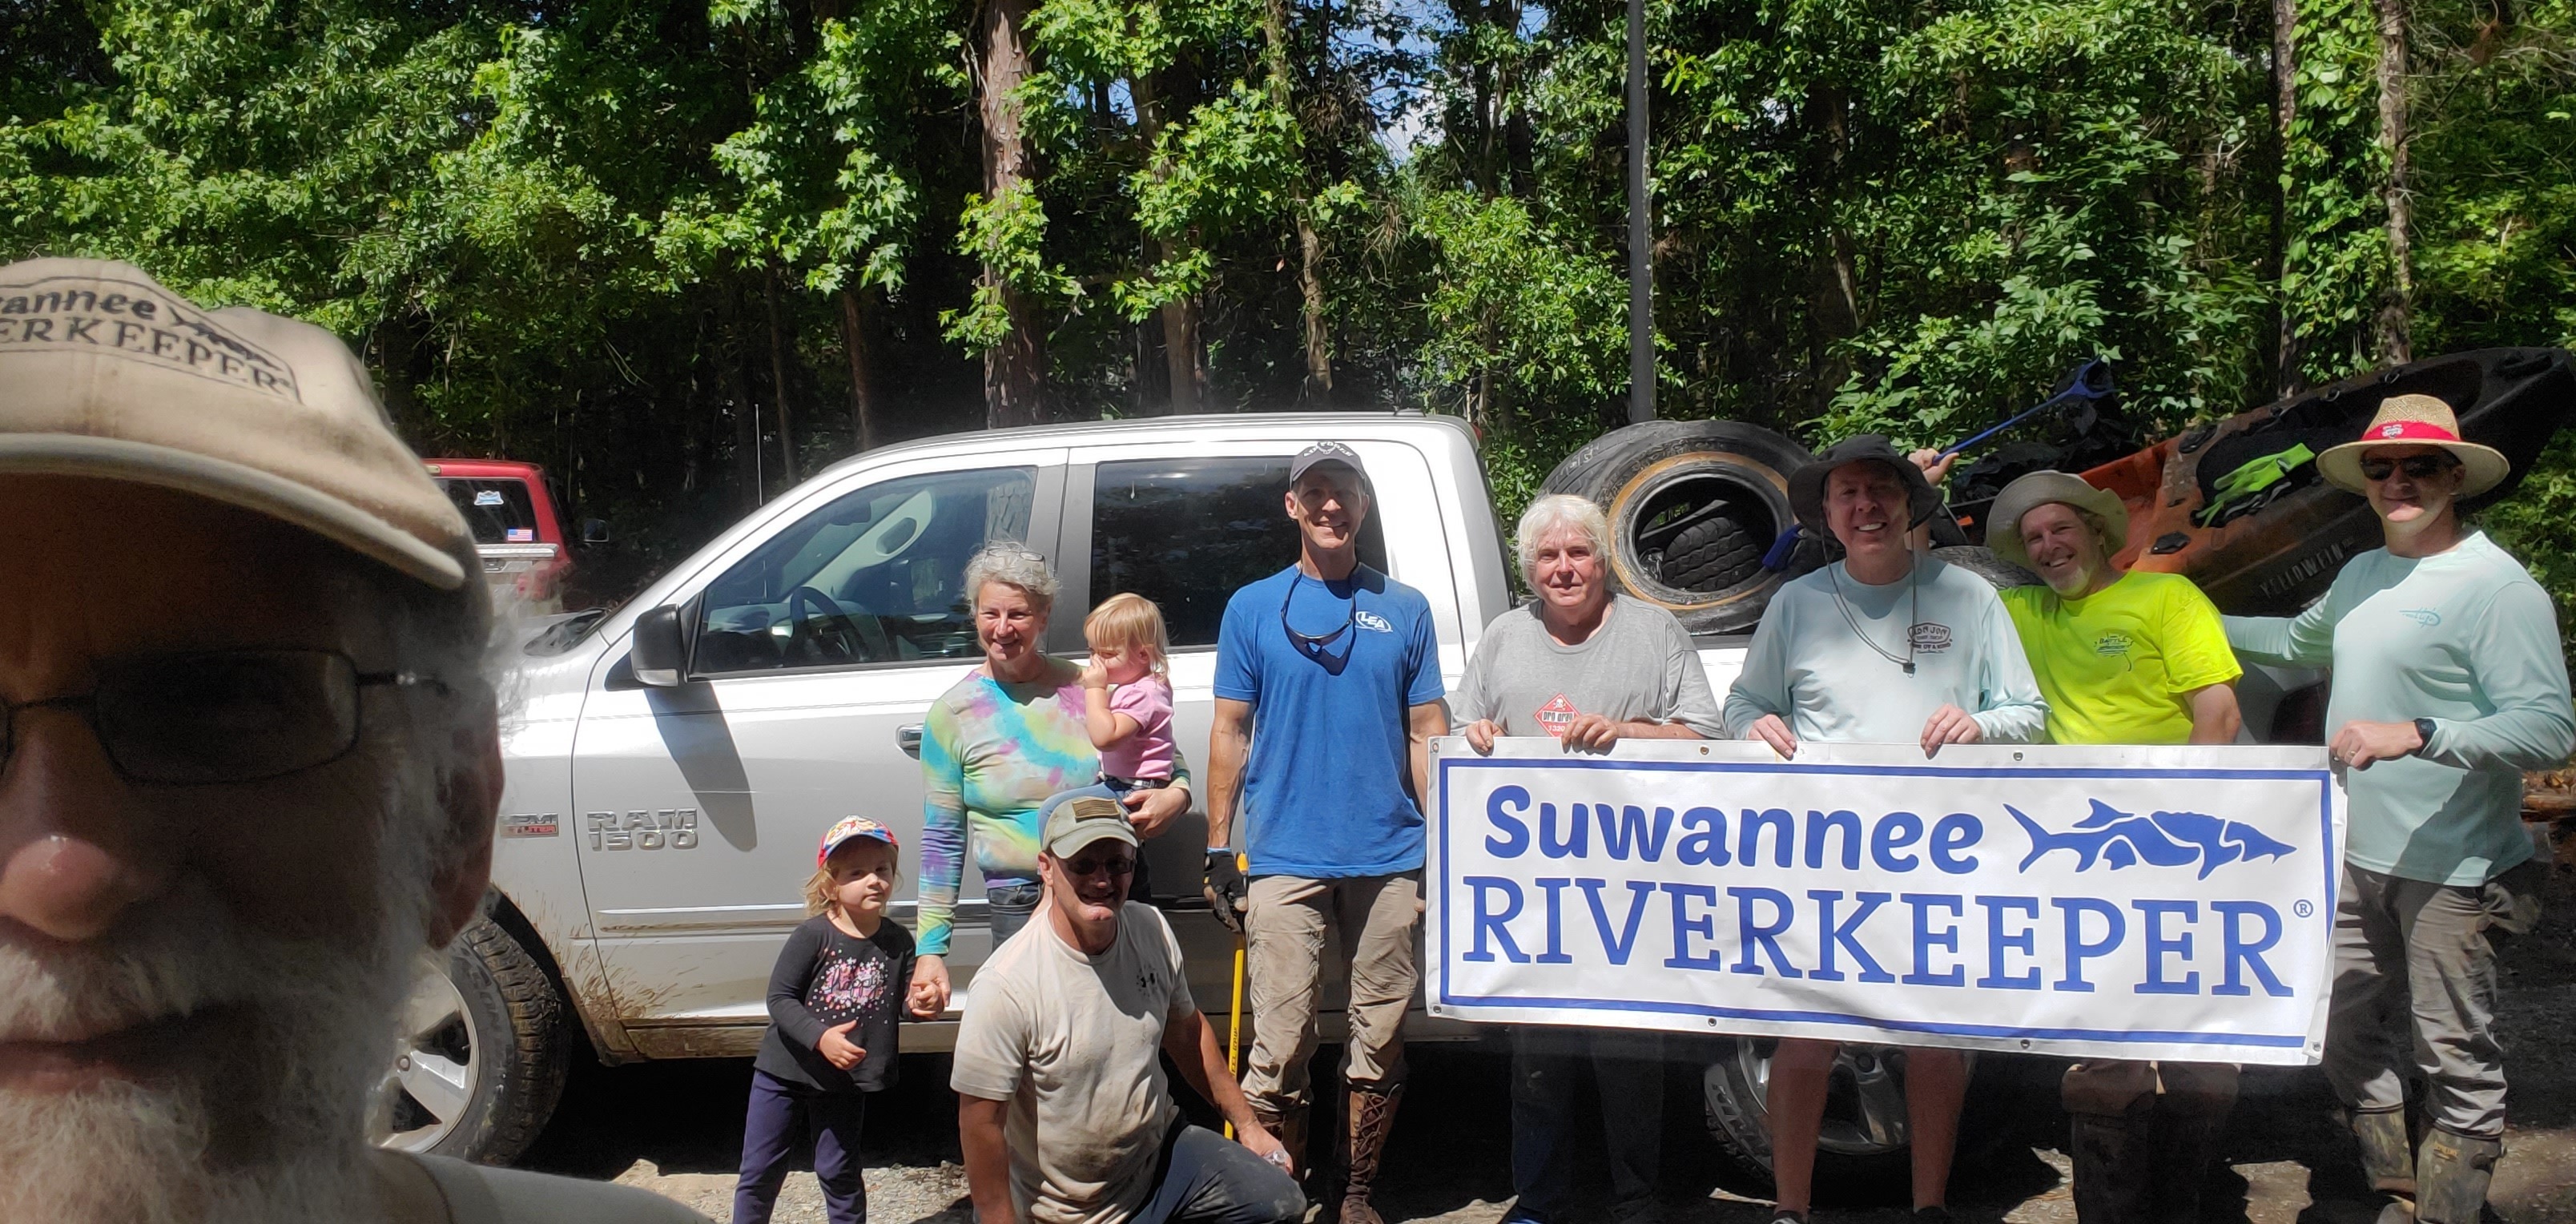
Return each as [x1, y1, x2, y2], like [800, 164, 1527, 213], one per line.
[2293, 900, 2315, 918]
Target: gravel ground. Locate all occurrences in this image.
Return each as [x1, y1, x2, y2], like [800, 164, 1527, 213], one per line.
[523, 866, 2576, 1224]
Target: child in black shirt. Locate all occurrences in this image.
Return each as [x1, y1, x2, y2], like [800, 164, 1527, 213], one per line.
[733, 817, 928, 1224]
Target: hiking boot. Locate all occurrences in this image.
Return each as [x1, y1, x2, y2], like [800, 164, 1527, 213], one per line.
[2412, 1129, 2503, 1224]
[1252, 1101, 1312, 1184]
[1338, 1080, 1403, 1224]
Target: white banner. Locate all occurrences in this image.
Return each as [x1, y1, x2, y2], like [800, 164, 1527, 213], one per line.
[1425, 739, 2347, 1065]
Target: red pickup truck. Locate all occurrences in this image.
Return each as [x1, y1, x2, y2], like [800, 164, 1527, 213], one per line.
[421, 458, 574, 611]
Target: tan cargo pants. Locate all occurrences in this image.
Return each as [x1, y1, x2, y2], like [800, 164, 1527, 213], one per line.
[1240, 872, 1421, 1113]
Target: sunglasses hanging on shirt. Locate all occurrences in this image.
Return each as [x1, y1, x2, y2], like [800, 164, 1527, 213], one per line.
[1280, 571, 1358, 669]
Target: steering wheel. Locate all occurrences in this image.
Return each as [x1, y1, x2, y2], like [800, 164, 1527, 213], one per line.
[785, 586, 888, 663]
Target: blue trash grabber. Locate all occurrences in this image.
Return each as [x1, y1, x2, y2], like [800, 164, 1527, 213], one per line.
[1937, 356, 2118, 460]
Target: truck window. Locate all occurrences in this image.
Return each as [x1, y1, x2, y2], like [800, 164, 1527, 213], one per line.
[437, 478, 541, 545]
[1090, 457, 1388, 649]
[695, 467, 1037, 673]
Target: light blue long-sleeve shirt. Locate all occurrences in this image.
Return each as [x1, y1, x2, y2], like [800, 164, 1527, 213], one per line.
[2226, 531, 2574, 885]
[1724, 554, 2049, 746]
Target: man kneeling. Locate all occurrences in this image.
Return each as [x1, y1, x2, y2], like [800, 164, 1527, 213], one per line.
[952, 797, 1302, 1224]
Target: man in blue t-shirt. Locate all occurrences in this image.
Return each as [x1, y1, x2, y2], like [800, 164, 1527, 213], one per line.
[1205, 441, 1445, 1224]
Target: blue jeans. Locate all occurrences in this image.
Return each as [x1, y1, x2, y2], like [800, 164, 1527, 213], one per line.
[733, 1069, 868, 1224]
[1129, 1122, 1306, 1224]
[1508, 1026, 1664, 1222]
[986, 882, 1044, 948]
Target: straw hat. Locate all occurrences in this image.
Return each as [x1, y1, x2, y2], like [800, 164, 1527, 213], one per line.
[1986, 470, 2129, 570]
[2315, 393, 2510, 497]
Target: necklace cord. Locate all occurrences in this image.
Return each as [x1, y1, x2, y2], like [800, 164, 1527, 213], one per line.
[1828, 557, 1918, 675]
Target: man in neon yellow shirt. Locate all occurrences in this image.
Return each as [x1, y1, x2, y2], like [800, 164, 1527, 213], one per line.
[1918, 460, 2246, 1224]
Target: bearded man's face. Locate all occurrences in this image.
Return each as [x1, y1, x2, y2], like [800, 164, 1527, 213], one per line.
[0, 477, 491, 1223]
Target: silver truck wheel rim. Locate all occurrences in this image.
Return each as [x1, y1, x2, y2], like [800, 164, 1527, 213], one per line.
[372, 953, 480, 1153]
[1731, 1041, 1922, 1157]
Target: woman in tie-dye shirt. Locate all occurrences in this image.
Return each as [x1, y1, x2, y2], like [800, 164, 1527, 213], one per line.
[908, 545, 1193, 1015]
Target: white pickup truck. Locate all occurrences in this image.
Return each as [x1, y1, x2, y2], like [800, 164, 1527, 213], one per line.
[383, 409, 2324, 1185]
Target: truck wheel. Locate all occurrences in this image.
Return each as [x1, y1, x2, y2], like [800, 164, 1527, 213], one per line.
[1540, 421, 1813, 634]
[1702, 1038, 1922, 1188]
[371, 915, 570, 1166]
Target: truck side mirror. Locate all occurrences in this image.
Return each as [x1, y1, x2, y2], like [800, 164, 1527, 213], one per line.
[630, 605, 687, 686]
[581, 518, 611, 545]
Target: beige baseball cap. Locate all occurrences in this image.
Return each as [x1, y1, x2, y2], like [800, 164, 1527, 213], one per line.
[0, 257, 473, 590]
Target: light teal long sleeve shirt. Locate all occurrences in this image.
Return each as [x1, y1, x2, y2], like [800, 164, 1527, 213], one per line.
[2226, 531, 2574, 885]
[1724, 554, 2049, 746]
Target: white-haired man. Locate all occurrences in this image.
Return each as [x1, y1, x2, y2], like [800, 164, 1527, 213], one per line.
[2224, 395, 2574, 1224]
[1928, 461, 2244, 1224]
[0, 258, 707, 1222]
[1456, 493, 1721, 1224]
[1724, 435, 2046, 1224]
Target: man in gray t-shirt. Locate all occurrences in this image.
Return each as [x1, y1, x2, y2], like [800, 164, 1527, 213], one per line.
[952, 798, 1302, 1224]
[1452, 495, 1719, 1224]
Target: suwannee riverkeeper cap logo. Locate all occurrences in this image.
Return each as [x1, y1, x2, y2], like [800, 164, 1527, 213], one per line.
[0, 257, 474, 591]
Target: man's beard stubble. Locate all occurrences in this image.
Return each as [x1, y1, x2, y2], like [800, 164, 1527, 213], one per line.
[0, 764, 445, 1224]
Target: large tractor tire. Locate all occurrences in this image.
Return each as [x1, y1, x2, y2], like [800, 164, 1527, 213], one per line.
[370, 912, 572, 1166]
[1540, 421, 1813, 634]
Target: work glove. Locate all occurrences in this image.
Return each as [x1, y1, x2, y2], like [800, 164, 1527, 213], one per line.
[1204, 849, 1249, 933]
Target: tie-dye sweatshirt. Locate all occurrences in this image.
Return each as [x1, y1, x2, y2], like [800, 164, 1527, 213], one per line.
[916, 662, 1189, 955]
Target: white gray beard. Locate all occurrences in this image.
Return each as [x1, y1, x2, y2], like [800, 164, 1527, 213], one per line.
[2043, 562, 2095, 596]
[0, 773, 442, 1224]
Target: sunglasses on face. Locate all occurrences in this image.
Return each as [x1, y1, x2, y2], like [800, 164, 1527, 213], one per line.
[0, 649, 445, 785]
[2359, 454, 2456, 481]
[1063, 854, 1137, 878]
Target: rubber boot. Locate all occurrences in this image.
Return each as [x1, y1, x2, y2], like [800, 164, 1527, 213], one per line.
[2146, 1062, 2240, 1224]
[2063, 1061, 2159, 1224]
[2412, 1129, 2502, 1224]
[1338, 1081, 1404, 1224]
[2352, 1107, 2418, 1204]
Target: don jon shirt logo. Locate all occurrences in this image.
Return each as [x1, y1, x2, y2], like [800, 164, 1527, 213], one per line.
[1534, 694, 1578, 738]
[0, 274, 301, 401]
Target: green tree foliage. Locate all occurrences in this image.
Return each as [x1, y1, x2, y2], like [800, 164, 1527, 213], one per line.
[4, 0, 2574, 610]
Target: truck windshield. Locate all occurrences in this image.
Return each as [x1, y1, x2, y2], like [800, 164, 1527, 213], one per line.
[437, 477, 544, 545]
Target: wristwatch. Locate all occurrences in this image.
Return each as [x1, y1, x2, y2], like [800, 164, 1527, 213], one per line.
[2413, 718, 2437, 754]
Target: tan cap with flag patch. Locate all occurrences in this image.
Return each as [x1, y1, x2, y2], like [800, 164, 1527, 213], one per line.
[0, 257, 473, 590]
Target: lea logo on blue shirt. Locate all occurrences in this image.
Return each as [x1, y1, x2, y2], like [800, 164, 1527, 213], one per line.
[1354, 610, 1393, 633]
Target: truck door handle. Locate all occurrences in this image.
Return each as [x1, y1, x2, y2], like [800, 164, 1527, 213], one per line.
[898, 723, 924, 759]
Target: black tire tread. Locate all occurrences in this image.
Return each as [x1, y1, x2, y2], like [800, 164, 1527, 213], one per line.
[1660, 514, 1763, 591]
[445, 916, 572, 1165]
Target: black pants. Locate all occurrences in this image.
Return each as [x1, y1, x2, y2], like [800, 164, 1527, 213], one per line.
[1130, 1121, 1307, 1224]
[734, 1069, 868, 1224]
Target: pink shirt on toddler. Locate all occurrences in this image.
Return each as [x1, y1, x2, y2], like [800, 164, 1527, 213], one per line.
[1101, 675, 1175, 781]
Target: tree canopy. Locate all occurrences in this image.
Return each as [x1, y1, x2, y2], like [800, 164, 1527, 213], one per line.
[6, 0, 2573, 601]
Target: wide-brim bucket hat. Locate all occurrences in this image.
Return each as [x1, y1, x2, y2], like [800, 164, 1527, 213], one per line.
[2315, 393, 2510, 497]
[1788, 434, 1943, 535]
[1986, 470, 2129, 570]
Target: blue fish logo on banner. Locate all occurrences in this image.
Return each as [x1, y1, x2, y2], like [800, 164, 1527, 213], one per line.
[2010, 799, 2296, 880]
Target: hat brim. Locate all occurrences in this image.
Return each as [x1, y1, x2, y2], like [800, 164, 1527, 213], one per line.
[1986, 474, 2130, 570]
[0, 433, 469, 590]
[2315, 437, 2510, 497]
[1789, 453, 1942, 535]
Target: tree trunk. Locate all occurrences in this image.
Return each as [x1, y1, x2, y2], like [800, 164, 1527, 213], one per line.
[2373, 0, 2413, 364]
[839, 287, 878, 452]
[726, 328, 763, 510]
[1134, 68, 1205, 415]
[1262, 0, 1332, 403]
[979, 0, 1046, 426]
[763, 265, 799, 485]
[2272, 0, 2303, 396]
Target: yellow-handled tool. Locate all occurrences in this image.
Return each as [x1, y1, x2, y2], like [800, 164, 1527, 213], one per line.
[1222, 852, 1248, 1138]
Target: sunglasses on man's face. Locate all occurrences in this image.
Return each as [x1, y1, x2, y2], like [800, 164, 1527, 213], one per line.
[1063, 854, 1137, 879]
[0, 649, 445, 786]
[2359, 454, 2457, 481]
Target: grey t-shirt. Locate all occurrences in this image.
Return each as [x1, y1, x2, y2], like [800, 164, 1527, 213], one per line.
[1454, 594, 1725, 739]
[949, 902, 1197, 1224]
